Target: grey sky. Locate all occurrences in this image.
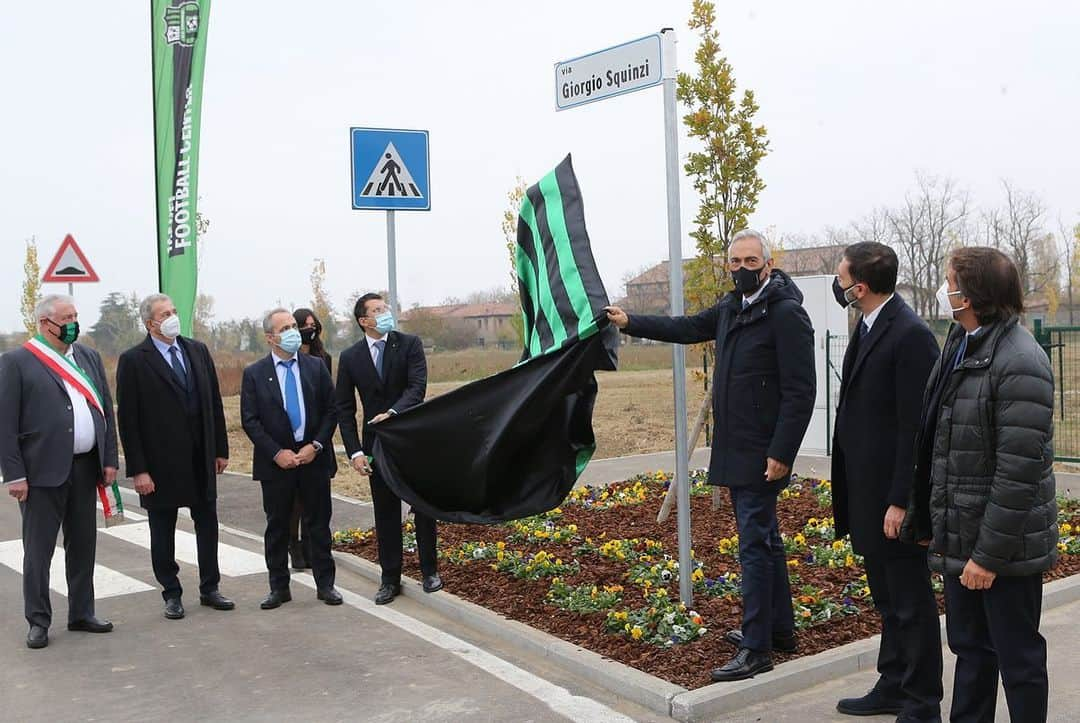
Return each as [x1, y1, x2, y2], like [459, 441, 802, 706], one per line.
[2, 1, 1077, 331]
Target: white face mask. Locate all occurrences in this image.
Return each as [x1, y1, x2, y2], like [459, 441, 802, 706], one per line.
[158, 314, 182, 339]
[936, 282, 964, 315]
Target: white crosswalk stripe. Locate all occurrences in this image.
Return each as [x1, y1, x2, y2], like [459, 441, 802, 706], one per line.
[0, 539, 154, 599]
[101, 521, 267, 577]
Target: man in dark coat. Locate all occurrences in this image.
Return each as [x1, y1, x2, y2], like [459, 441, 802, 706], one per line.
[1, 294, 118, 649]
[241, 308, 341, 609]
[902, 247, 1056, 723]
[116, 294, 233, 620]
[336, 293, 440, 605]
[606, 229, 816, 682]
[829, 243, 942, 721]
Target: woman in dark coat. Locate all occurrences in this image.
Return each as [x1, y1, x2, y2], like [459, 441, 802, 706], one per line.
[901, 247, 1056, 723]
[288, 308, 334, 569]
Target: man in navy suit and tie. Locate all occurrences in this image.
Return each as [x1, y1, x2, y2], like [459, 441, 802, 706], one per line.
[241, 308, 342, 609]
[830, 243, 942, 721]
[336, 293, 441, 605]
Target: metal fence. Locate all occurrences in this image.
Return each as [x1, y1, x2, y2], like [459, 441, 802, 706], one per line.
[826, 322, 1080, 462]
[1034, 321, 1080, 462]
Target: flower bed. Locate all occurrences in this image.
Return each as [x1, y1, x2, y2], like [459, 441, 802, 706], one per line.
[335, 474, 1080, 689]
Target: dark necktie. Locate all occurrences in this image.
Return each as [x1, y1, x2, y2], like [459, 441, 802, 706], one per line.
[373, 340, 386, 379]
[858, 320, 869, 341]
[953, 334, 969, 370]
[168, 346, 188, 389]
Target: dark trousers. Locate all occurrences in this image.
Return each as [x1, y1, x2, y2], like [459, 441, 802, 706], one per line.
[260, 464, 335, 591]
[147, 499, 222, 601]
[369, 467, 437, 585]
[944, 572, 1047, 723]
[728, 483, 794, 651]
[19, 452, 99, 628]
[289, 494, 311, 564]
[863, 548, 943, 720]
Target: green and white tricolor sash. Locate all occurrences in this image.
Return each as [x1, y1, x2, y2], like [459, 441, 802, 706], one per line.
[23, 335, 104, 415]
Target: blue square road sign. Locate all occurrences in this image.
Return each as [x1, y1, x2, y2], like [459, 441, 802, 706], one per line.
[350, 127, 430, 211]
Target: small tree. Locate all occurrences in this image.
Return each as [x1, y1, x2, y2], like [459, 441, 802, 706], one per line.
[21, 236, 42, 338]
[502, 177, 528, 347]
[309, 258, 336, 349]
[677, 0, 770, 316]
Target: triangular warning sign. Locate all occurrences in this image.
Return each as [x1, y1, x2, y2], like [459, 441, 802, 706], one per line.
[42, 234, 99, 283]
[359, 142, 425, 198]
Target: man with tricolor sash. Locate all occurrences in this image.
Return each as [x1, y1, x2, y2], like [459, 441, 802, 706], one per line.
[0, 294, 119, 649]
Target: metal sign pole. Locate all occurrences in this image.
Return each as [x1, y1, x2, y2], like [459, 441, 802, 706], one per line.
[661, 29, 693, 607]
[386, 209, 398, 319]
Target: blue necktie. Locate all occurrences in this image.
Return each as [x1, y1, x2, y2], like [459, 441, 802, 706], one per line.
[858, 320, 869, 341]
[373, 340, 386, 379]
[280, 359, 302, 435]
[168, 346, 188, 389]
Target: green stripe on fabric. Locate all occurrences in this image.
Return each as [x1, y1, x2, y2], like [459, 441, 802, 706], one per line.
[514, 240, 543, 358]
[538, 172, 597, 340]
[519, 193, 568, 351]
[574, 445, 595, 480]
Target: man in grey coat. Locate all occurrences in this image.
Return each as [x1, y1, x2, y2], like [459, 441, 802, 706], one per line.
[902, 247, 1056, 723]
[0, 294, 119, 649]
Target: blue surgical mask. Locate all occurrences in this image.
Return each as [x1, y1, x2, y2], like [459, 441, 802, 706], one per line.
[278, 328, 302, 355]
[375, 311, 395, 334]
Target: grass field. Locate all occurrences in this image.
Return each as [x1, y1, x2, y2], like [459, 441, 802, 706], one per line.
[223, 364, 706, 501]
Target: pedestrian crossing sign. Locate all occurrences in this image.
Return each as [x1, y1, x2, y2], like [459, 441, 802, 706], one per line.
[350, 127, 430, 210]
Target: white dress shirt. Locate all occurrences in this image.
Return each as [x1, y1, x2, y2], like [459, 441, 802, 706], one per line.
[272, 350, 306, 442]
[66, 348, 96, 455]
[151, 334, 186, 372]
[860, 294, 895, 332]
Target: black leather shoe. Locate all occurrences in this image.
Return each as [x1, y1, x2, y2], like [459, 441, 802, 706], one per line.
[164, 598, 185, 620]
[724, 628, 798, 654]
[317, 587, 344, 605]
[836, 688, 905, 716]
[199, 591, 236, 611]
[709, 648, 774, 682]
[422, 573, 444, 593]
[26, 625, 48, 649]
[374, 583, 402, 605]
[67, 616, 114, 633]
[260, 589, 292, 610]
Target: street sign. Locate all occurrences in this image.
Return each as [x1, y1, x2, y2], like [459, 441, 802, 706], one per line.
[554, 33, 663, 111]
[350, 127, 430, 211]
[42, 234, 99, 283]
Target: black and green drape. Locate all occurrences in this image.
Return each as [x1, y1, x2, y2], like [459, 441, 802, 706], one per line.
[372, 155, 618, 523]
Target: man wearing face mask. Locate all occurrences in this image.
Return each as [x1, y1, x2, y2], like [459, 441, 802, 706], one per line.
[116, 294, 233, 620]
[902, 248, 1055, 723]
[827, 244, 942, 721]
[241, 308, 341, 609]
[606, 229, 815, 681]
[1, 294, 118, 649]
[336, 293, 440, 604]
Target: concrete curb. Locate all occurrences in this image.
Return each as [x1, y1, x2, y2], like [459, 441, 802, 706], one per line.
[334, 549, 1080, 721]
[332, 551, 686, 715]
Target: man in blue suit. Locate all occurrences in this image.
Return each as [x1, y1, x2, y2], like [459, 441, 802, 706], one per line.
[241, 308, 342, 609]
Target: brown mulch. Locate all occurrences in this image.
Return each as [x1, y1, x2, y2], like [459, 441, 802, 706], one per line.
[335, 482, 1080, 690]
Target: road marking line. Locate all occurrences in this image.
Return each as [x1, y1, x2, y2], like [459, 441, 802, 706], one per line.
[0, 539, 154, 599]
[291, 575, 635, 723]
[101, 522, 266, 577]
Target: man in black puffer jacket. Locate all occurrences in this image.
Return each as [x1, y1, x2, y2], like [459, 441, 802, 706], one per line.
[901, 246, 1056, 723]
[607, 229, 816, 683]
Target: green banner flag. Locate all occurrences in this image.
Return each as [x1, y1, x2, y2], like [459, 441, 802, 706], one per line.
[151, 0, 211, 336]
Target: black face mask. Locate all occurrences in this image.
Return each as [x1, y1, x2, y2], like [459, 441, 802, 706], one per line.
[832, 277, 858, 308]
[300, 327, 318, 345]
[732, 266, 767, 296]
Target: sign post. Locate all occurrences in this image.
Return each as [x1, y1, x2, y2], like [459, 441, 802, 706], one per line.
[42, 234, 100, 299]
[350, 127, 431, 319]
[555, 30, 692, 606]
